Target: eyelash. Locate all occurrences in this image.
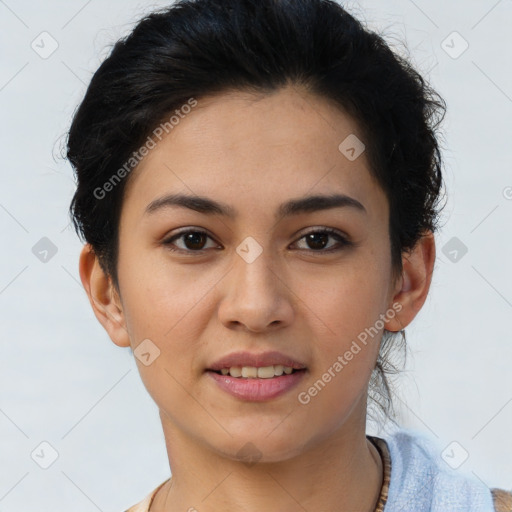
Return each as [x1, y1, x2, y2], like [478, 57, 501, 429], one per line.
[162, 227, 352, 254]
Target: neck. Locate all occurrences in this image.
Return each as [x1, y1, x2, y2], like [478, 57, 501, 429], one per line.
[152, 411, 383, 512]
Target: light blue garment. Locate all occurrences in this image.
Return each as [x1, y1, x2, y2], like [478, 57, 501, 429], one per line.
[382, 428, 495, 511]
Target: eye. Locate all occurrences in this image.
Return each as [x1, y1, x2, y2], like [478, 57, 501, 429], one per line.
[162, 227, 353, 254]
[293, 228, 352, 252]
[162, 229, 219, 253]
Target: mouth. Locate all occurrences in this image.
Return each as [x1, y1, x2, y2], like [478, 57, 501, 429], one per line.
[206, 366, 307, 402]
[205, 351, 307, 400]
[208, 365, 305, 379]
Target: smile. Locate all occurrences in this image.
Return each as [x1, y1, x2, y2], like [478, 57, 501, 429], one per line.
[214, 365, 299, 378]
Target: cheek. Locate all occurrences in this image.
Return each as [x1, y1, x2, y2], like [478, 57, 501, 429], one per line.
[119, 244, 216, 339]
[118, 254, 223, 394]
[295, 259, 390, 397]
[295, 284, 382, 427]
[123, 272, 208, 412]
[297, 261, 389, 343]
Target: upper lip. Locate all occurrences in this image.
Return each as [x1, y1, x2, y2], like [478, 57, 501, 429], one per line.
[207, 351, 307, 371]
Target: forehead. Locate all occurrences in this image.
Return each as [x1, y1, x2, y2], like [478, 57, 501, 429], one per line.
[121, 85, 387, 223]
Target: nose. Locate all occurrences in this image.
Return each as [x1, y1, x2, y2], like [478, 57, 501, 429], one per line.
[217, 245, 295, 333]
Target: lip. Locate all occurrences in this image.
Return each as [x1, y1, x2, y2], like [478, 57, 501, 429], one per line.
[206, 369, 307, 401]
[206, 350, 307, 372]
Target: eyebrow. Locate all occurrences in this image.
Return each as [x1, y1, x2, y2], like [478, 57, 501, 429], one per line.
[144, 192, 367, 220]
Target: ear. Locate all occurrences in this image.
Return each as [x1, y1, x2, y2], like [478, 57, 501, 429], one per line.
[78, 243, 131, 348]
[384, 230, 436, 332]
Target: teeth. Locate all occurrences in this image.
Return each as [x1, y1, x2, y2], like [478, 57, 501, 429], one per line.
[228, 367, 242, 377]
[241, 366, 258, 378]
[257, 366, 275, 378]
[274, 365, 284, 376]
[218, 365, 297, 378]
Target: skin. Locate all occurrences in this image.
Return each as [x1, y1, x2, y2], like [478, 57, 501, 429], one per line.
[79, 85, 435, 511]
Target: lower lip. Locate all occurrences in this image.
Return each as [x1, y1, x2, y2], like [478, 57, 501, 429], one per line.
[206, 370, 306, 401]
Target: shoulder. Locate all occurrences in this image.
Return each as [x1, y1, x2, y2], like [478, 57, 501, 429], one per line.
[375, 427, 506, 512]
[123, 478, 171, 512]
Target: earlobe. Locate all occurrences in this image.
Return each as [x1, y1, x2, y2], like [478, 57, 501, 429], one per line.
[78, 244, 131, 348]
[384, 230, 436, 332]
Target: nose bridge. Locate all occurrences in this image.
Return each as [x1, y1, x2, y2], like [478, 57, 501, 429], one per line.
[218, 237, 294, 331]
[232, 238, 280, 299]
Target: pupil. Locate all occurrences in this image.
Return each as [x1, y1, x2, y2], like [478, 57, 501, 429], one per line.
[185, 232, 206, 250]
[307, 233, 327, 250]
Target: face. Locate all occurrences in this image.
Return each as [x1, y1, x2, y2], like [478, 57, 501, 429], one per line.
[103, 86, 404, 462]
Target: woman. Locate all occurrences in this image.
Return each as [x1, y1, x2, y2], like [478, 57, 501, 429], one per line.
[65, 0, 511, 510]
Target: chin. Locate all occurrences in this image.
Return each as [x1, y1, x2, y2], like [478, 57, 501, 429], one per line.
[204, 427, 309, 465]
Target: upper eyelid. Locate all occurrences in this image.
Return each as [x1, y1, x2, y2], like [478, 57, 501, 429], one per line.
[292, 228, 349, 249]
[164, 228, 219, 247]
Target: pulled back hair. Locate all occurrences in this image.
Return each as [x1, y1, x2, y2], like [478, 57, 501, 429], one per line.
[66, 0, 447, 423]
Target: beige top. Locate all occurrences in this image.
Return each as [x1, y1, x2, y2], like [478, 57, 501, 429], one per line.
[124, 477, 170, 512]
[124, 436, 391, 512]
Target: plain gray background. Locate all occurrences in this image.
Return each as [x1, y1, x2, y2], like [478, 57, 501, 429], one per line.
[1, 0, 511, 510]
